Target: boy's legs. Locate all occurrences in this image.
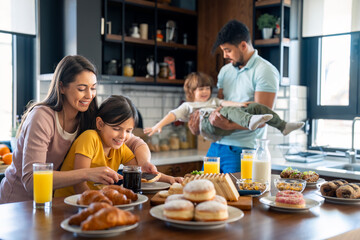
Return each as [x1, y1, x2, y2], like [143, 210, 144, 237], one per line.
[245, 103, 286, 131]
[219, 106, 272, 130]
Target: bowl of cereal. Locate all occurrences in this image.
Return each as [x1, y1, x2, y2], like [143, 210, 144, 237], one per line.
[274, 178, 306, 192]
[237, 179, 269, 196]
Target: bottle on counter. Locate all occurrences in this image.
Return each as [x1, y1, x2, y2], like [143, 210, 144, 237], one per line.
[169, 132, 180, 150]
[253, 139, 271, 190]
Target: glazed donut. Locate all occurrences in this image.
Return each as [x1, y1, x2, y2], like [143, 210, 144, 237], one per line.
[275, 190, 305, 208]
[213, 195, 227, 205]
[183, 179, 216, 203]
[165, 194, 185, 203]
[163, 200, 194, 221]
[195, 201, 229, 221]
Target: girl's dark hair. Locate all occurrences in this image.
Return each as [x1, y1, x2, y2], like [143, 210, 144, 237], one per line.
[212, 20, 251, 53]
[98, 95, 138, 127]
[183, 72, 213, 101]
[17, 55, 98, 137]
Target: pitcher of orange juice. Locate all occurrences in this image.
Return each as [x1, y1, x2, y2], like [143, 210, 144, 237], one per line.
[203, 157, 220, 174]
[240, 149, 255, 179]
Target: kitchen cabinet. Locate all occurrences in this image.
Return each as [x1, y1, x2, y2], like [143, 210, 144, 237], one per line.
[102, 0, 198, 85]
[197, 0, 253, 84]
[253, 0, 300, 86]
[156, 161, 202, 177]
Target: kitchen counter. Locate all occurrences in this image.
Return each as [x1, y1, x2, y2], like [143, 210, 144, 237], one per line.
[151, 150, 360, 180]
[0, 174, 359, 239]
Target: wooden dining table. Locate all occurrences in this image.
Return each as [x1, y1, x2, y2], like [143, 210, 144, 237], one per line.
[1, 174, 360, 240]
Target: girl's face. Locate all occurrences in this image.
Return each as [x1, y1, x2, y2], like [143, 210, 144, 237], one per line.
[60, 70, 97, 115]
[193, 86, 211, 102]
[96, 117, 135, 151]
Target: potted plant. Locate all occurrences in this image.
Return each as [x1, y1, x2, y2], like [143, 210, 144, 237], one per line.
[257, 13, 277, 39]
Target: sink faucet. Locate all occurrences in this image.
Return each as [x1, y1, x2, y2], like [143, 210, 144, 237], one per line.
[346, 117, 360, 163]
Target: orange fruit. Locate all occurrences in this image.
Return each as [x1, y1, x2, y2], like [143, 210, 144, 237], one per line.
[0, 144, 11, 156]
[2, 153, 12, 165]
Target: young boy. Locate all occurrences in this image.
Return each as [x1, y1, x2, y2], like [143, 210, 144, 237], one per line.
[144, 72, 304, 141]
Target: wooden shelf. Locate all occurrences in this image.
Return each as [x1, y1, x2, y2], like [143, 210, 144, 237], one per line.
[105, 34, 196, 50]
[254, 37, 290, 46]
[109, 0, 197, 16]
[156, 78, 185, 84]
[255, 0, 291, 7]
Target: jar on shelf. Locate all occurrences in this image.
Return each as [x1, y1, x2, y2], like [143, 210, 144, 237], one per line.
[159, 62, 169, 78]
[156, 29, 163, 42]
[123, 58, 135, 77]
[178, 126, 189, 149]
[169, 133, 180, 150]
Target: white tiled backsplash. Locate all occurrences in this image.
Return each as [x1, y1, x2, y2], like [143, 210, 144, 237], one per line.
[39, 80, 307, 157]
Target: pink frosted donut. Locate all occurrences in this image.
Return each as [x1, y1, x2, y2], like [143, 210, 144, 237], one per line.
[276, 190, 303, 198]
[275, 190, 305, 208]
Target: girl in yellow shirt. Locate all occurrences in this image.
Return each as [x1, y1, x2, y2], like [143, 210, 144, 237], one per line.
[55, 95, 181, 197]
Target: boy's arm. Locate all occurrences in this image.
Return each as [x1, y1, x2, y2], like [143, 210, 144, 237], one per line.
[220, 100, 254, 107]
[144, 112, 176, 136]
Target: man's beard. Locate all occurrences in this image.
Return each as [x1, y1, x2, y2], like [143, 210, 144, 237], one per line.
[231, 55, 245, 68]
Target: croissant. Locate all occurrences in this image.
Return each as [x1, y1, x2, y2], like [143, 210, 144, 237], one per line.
[81, 207, 140, 231]
[320, 179, 348, 197]
[77, 190, 113, 205]
[102, 185, 138, 201]
[100, 188, 131, 205]
[336, 183, 360, 199]
[68, 202, 112, 225]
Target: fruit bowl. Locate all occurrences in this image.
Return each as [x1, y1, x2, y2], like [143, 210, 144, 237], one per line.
[274, 178, 306, 192]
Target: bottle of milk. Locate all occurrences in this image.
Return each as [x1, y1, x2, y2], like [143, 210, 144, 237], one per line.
[253, 139, 271, 191]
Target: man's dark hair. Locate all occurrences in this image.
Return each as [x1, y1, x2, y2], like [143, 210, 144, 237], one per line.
[211, 20, 251, 53]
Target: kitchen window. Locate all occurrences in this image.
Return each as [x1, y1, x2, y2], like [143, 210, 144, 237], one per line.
[306, 32, 360, 152]
[0, 33, 13, 141]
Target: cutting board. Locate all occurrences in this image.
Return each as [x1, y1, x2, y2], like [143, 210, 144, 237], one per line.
[150, 192, 253, 210]
[0, 164, 9, 173]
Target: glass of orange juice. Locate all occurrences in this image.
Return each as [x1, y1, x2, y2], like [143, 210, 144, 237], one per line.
[33, 163, 53, 209]
[203, 157, 220, 174]
[241, 150, 255, 179]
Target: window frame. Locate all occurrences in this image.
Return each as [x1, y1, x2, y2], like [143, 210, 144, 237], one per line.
[305, 32, 360, 151]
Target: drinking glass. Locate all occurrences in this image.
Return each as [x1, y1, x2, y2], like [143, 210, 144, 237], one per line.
[33, 163, 53, 209]
[123, 165, 142, 193]
[241, 149, 255, 179]
[203, 157, 220, 174]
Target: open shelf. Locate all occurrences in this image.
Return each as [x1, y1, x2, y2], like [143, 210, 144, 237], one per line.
[255, 0, 291, 7]
[254, 38, 290, 47]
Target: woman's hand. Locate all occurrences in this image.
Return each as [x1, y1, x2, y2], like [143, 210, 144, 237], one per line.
[170, 177, 184, 184]
[86, 167, 120, 185]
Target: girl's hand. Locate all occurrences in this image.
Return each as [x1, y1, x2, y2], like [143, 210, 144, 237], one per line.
[143, 126, 161, 136]
[141, 161, 158, 174]
[86, 167, 120, 185]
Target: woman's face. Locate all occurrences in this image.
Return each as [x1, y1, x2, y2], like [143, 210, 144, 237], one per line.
[96, 117, 135, 151]
[193, 86, 211, 102]
[61, 70, 97, 115]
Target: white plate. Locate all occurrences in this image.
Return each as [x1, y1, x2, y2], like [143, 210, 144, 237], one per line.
[260, 196, 321, 212]
[314, 191, 360, 205]
[149, 205, 244, 230]
[64, 194, 148, 209]
[141, 182, 171, 191]
[306, 178, 325, 188]
[60, 217, 138, 237]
